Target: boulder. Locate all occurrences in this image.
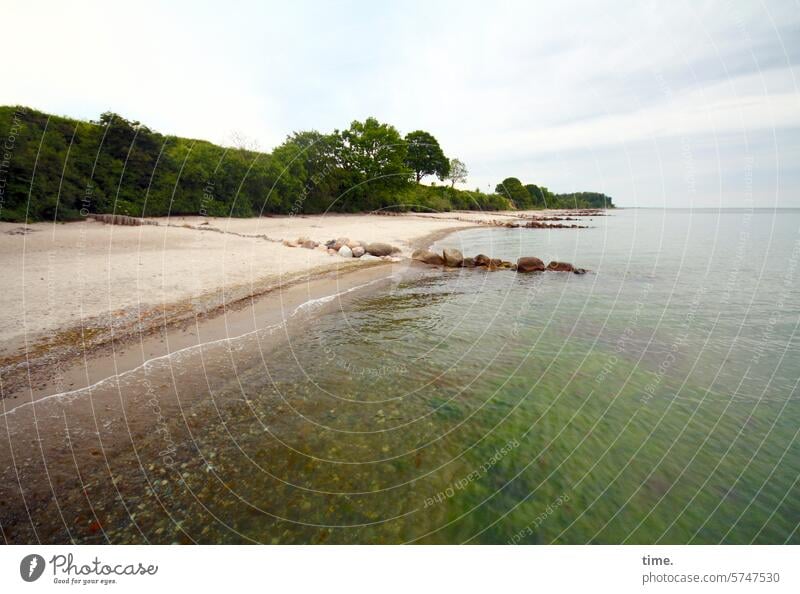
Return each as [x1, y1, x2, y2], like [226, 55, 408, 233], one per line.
[412, 249, 444, 265]
[352, 246, 366, 258]
[366, 242, 395, 257]
[282, 239, 299, 248]
[547, 261, 574, 272]
[325, 239, 336, 248]
[338, 245, 353, 258]
[474, 254, 491, 267]
[301, 239, 318, 249]
[462, 257, 476, 268]
[442, 248, 464, 267]
[516, 257, 546, 273]
[333, 237, 350, 250]
[346, 238, 363, 249]
[327, 248, 337, 255]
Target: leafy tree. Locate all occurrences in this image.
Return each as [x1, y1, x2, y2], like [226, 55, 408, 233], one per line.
[404, 130, 449, 183]
[338, 118, 408, 183]
[495, 177, 532, 209]
[0, 106, 612, 222]
[525, 184, 547, 207]
[446, 158, 468, 187]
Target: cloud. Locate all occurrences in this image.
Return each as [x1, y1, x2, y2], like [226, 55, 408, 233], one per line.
[1, 0, 798, 206]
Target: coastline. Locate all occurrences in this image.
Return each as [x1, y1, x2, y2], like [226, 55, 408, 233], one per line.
[0, 213, 480, 542]
[0, 213, 483, 401]
[0, 208, 601, 402]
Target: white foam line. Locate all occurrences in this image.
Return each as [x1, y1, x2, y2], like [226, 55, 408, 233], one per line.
[0, 275, 392, 419]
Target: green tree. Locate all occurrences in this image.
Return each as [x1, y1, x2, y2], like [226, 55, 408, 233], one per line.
[336, 118, 409, 210]
[338, 118, 407, 182]
[404, 130, 449, 183]
[525, 184, 546, 207]
[495, 177, 531, 209]
[0, 106, 612, 222]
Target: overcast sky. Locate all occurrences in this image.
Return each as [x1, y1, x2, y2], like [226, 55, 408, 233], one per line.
[3, 0, 799, 207]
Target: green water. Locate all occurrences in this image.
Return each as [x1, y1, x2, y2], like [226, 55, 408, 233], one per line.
[3, 209, 799, 544]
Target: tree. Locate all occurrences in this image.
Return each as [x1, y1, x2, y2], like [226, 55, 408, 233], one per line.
[525, 184, 546, 207]
[446, 158, 468, 187]
[338, 118, 408, 182]
[404, 130, 449, 183]
[0, 106, 613, 222]
[335, 118, 409, 210]
[495, 177, 531, 209]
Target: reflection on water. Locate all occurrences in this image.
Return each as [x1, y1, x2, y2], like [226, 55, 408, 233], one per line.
[1, 209, 799, 544]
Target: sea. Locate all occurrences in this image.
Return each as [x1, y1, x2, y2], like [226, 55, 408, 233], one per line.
[2, 208, 798, 544]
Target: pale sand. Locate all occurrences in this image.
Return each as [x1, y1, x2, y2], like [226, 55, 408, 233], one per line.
[0, 213, 479, 357]
[0, 209, 597, 396]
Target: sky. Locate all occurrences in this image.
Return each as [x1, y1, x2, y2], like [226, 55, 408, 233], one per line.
[3, 0, 799, 207]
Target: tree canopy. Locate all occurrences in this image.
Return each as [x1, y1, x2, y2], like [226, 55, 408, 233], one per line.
[404, 130, 450, 183]
[496, 177, 532, 209]
[0, 105, 612, 222]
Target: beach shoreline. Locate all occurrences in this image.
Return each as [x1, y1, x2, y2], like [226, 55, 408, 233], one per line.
[0, 212, 470, 401]
[0, 209, 601, 402]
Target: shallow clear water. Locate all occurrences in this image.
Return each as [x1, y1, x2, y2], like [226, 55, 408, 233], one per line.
[4, 209, 799, 544]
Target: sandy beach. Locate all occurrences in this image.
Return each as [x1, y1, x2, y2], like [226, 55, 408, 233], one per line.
[2, 210, 593, 400]
[0, 208, 604, 404]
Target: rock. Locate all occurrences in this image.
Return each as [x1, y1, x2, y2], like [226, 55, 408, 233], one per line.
[360, 254, 381, 261]
[333, 237, 350, 250]
[283, 239, 299, 248]
[352, 246, 366, 258]
[346, 238, 363, 249]
[462, 257, 476, 268]
[327, 248, 337, 255]
[443, 248, 464, 267]
[412, 249, 444, 265]
[499, 261, 514, 269]
[338, 245, 353, 258]
[366, 242, 395, 257]
[516, 257, 546, 273]
[573, 268, 587, 275]
[547, 261, 574, 272]
[301, 239, 318, 249]
[325, 239, 336, 248]
[474, 254, 491, 267]
[490, 258, 504, 268]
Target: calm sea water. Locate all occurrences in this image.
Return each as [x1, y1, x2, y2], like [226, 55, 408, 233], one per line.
[5, 209, 799, 544]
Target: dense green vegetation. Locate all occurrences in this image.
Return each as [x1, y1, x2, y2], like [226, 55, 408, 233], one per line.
[0, 106, 613, 222]
[495, 177, 614, 210]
